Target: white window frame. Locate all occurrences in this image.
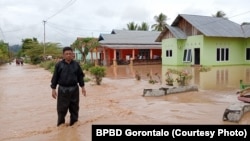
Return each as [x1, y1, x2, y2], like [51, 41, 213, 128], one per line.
[216, 48, 229, 61]
[183, 49, 192, 62]
[166, 49, 172, 57]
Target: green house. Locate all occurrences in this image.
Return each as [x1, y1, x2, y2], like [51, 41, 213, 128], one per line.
[156, 14, 250, 66]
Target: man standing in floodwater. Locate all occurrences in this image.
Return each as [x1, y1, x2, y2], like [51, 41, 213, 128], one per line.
[50, 46, 86, 126]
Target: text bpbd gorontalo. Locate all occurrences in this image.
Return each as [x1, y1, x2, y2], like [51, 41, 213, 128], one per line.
[95, 128, 247, 138]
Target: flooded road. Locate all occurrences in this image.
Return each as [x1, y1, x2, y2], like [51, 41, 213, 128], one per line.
[0, 63, 249, 141]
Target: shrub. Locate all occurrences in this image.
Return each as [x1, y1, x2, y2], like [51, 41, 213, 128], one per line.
[81, 62, 94, 71]
[40, 60, 56, 70]
[167, 68, 192, 86]
[89, 66, 106, 85]
[165, 71, 174, 86]
[146, 72, 159, 84]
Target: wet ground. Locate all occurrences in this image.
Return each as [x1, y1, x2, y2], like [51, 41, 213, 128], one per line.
[0, 63, 249, 141]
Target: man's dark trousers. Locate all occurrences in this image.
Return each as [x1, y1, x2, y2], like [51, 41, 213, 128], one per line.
[57, 85, 79, 126]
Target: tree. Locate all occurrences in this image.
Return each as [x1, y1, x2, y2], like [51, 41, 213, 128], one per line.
[127, 22, 138, 30]
[42, 42, 62, 58]
[151, 13, 168, 31]
[71, 37, 99, 64]
[138, 22, 149, 31]
[21, 37, 61, 64]
[21, 38, 39, 57]
[212, 10, 227, 19]
[0, 40, 9, 64]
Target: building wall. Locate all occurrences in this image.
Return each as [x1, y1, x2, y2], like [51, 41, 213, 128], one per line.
[203, 37, 248, 66]
[162, 38, 178, 65]
[162, 35, 250, 66]
[182, 35, 203, 65]
[74, 48, 100, 62]
[162, 36, 203, 66]
[74, 48, 82, 61]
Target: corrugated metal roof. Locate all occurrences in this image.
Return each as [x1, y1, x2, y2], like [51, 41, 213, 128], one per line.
[101, 44, 161, 49]
[166, 25, 187, 39]
[173, 14, 245, 37]
[99, 29, 161, 45]
[241, 23, 250, 37]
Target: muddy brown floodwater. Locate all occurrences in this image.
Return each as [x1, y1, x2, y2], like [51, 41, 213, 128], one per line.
[0, 63, 249, 141]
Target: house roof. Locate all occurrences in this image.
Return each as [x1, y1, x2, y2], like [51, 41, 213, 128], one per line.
[241, 23, 250, 37]
[173, 14, 245, 38]
[167, 25, 187, 39]
[156, 14, 249, 41]
[98, 29, 161, 49]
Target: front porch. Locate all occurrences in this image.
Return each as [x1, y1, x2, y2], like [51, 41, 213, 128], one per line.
[111, 58, 162, 66]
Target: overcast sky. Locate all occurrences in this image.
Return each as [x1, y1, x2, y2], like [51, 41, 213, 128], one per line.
[0, 0, 250, 46]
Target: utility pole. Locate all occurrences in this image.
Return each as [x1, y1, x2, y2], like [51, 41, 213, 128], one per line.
[43, 20, 46, 57]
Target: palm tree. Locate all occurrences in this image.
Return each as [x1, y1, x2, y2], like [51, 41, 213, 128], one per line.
[151, 13, 168, 31]
[138, 22, 149, 31]
[127, 22, 138, 30]
[212, 10, 227, 19]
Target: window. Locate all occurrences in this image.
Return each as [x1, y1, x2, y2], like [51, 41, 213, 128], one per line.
[183, 49, 192, 62]
[166, 50, 172, 57]
[246, 48, 250, 60]
[216, 48, 229, 61]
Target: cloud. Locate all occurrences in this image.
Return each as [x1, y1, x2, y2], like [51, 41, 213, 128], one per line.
[1, 0, 250, 46]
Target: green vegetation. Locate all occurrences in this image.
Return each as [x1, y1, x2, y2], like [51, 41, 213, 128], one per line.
[39, 60, 56, 73]
[0, 40, 9, 64]
[151, 13, 168, 31]
[165, 70, 174, 86]
[89, 66, 106, 85]
[126, 13, 168, 31]
[81, 62, 95, 71]
[21, 38, 62, 64]
[71, 37, 99, 64]
[167, 68, 193, 86]
[147, 72, 161, 84]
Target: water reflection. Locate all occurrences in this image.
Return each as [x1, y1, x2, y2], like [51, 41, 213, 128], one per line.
[197, 65, 250, 90]
[104, 65, 162, 80]
[104, 65, 250, 90]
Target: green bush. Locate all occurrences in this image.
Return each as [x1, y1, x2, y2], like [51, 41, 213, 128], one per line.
[40, 60, 56, 73]
[40, 60, 56, 70]
[84, 77, 91, 82]
[31, 56, 42, 64]
[89, 66, 106, 85]
[81, 62, 94, 71]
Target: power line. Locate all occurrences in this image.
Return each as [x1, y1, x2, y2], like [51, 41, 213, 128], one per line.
[47, 21, 111, 33]
[42, 0, 77, 56]
[46, 0, 77, 21]
[228, 10, 250, 20]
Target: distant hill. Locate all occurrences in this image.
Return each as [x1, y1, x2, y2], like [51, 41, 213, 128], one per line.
[9, 44, 21, 53]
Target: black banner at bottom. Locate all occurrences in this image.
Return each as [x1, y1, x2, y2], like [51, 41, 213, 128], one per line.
[92, 124, 250, 141]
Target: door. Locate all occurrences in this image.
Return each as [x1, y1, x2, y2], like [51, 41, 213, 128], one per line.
[194, 48, 200, 65]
